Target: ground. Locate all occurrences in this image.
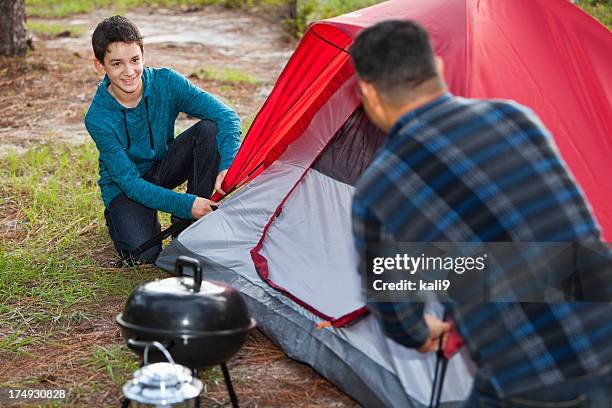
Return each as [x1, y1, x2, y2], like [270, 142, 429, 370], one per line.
[0, 5, 358, 407]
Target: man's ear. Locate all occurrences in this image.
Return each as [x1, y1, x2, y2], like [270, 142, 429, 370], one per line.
[359, 81, 382, 110]
[93, 58, 106, 75]
[358, 80, 392, 131]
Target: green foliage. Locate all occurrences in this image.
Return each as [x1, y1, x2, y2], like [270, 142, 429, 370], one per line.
[26, 21, 85, 37]
[578, 0, 611, 29]
[26, 0, 110, 18]
[25, 0, 283, 18]
[283, 0, 382, 37]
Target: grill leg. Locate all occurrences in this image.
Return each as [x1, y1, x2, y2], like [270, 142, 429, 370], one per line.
[192, 369, 201, 408]
[221, 363, 239, 408]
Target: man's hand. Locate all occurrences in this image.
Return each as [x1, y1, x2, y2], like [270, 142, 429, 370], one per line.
[191, 197, 218, 219]
[215, 169, 228, 195]
[417, 314, 451, 353]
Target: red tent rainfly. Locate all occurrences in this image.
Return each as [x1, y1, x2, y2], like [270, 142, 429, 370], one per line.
[218, 0, 612, 241]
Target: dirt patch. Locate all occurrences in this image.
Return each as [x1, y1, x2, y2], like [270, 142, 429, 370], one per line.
[0, 189, 26, 244]
[39, 6, 295, 82]
[0, 46, 95, 154]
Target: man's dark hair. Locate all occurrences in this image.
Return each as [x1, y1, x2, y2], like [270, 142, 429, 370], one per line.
[92, 15, 143, 63]
[350, 20, 439, 101]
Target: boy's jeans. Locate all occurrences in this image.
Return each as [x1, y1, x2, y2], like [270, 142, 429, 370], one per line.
[104, 120, 220, 264]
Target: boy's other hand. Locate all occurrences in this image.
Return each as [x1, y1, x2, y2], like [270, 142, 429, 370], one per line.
[191, 197, 218, 219]
[215, 169, 228, 195]
[417, 314, 451, 353]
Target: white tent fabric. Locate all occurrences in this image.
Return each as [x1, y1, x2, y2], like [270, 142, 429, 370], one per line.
[157, 106, 476, 405]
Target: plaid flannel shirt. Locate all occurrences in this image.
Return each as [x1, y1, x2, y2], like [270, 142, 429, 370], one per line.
[352, 93, 612, 396]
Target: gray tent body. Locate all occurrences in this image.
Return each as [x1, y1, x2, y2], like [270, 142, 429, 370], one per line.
[157, 80, 475, 406]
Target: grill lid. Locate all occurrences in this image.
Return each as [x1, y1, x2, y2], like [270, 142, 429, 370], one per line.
[118, 256, 252, 335]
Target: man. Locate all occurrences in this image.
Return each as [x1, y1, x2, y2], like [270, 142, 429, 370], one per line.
[350, 20, 611, 406]
[85, 16, 240, 264]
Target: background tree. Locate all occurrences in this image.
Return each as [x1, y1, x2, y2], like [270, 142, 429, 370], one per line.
[0, 0, 27, 56]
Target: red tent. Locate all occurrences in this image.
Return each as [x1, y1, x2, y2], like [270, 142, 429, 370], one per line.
[161, 3, 610, 403]
[218, 0, 612, 240]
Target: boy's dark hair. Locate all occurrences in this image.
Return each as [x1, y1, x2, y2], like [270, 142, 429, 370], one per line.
[350, 20, 438, 101]
[92, 15, 143, 63]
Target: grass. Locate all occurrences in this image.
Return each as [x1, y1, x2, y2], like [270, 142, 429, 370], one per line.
[26, 0, 166, 18]
[191, 66, 261, 86]
[87, 344, 139, 385]
[0, 142, 168, 405]
[0, 330, 36, 355]
[0, 141, 234, 405]
[0, 142, 159, 345]
[25, 0, 283, 18]
[3, 143, 104, 253]
[26, 21, 85, 38]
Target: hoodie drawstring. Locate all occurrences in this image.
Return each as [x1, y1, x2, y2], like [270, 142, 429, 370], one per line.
[121, 97, 154, 151]
[144, 97, 154, 150]
[121, 110, 131, 150]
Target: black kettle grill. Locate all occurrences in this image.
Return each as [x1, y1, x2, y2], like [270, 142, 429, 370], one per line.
[116, 256, 256, 407]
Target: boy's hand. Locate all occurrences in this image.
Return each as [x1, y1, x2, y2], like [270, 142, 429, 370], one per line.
[191, 197, 218, 219]
[215, 169, 228, 195]
[417, 314, 451, 353]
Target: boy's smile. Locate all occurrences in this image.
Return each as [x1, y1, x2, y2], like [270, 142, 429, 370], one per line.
[94, 41, 144, 106]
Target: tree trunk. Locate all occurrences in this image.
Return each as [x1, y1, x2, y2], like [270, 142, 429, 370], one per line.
[288, 0, 298, 20]
[0, 0, 27, 57]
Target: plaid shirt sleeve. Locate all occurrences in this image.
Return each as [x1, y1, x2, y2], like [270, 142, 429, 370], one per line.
[352, 194, 430, 349]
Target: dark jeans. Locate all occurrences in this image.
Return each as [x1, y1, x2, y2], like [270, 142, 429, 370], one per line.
[104, 120, 220, 264]
[462, 368, 612, 408]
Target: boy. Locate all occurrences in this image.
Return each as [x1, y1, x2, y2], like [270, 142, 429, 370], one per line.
[85, 16, 240, 264]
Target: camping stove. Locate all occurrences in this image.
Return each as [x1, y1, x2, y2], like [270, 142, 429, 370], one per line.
[120, 341, 241, 408]
[121, 342, 202, 408]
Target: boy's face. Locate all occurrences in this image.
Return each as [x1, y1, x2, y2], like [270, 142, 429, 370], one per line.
[94, 41, 144, 95]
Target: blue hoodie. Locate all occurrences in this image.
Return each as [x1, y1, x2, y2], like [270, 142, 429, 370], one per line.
[84, 67, 241, 219]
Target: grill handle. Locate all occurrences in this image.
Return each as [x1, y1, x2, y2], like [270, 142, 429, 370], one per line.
[128, 339, 175, 365]
[174, 256, 203, 292]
